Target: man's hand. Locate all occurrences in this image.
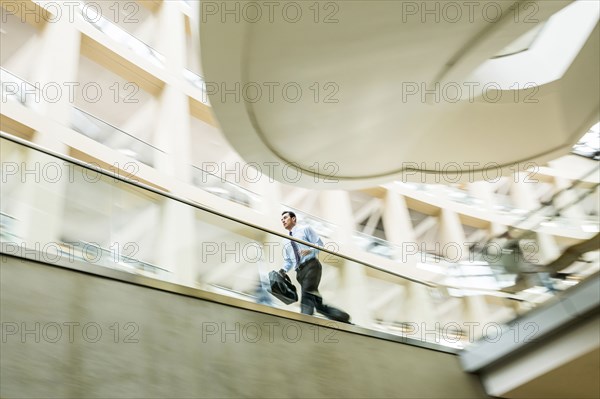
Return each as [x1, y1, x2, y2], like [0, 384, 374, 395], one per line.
[300, 249, 312, 256]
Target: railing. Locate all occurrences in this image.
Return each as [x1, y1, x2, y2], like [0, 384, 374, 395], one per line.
[1, 68, 40, 108]
[0, 212, 19, 242]
[572, 125, 600, 160]
[1, 67, 257, 207]
[183, 68, 210, 105]
[395, 181, 599, 233]
[75, 2, 165, 67]
[353, 231, 394, 259]
[191, 165, 260, 208]
[70, 107, 164, 168]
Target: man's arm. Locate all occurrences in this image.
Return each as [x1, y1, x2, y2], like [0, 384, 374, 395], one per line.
[303, 226, 323, 256]
[305, 226, 323, 246]
[281, 243, 294, 273]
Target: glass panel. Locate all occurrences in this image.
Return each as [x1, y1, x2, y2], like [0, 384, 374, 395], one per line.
[183, 68, 209, 104]
[75, 2, 165, 67]
[572, 123, 600, 160]
[70, 107, 164, 167]
[190, 165, 261, 208]
[1, 68, 41, 108]
[395, 181, 599, 233]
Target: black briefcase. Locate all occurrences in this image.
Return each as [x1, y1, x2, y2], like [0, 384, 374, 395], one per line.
[268, 270, 298, 305]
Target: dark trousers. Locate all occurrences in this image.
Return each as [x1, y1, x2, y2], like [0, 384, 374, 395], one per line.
[296, 258, 323, 315]
[296, 258, 349, 323]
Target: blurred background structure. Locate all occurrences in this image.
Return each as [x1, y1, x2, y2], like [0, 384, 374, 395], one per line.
[1, 1, 598, 398]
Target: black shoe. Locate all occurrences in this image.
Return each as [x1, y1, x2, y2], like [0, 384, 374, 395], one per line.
[318, 306, 351, 323]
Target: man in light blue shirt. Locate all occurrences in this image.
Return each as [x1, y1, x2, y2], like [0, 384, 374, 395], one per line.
[280, 215, 323, 273]
[279, 211, 350, 322]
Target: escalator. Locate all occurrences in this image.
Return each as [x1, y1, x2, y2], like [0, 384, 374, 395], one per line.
[1, 133, 598, 398]
[0, 134, 487, 398]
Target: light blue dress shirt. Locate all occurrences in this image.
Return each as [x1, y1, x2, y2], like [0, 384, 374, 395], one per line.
[282, 224, 323, 272]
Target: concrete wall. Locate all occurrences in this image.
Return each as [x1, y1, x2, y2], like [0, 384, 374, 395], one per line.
[0, 257, 488, 398]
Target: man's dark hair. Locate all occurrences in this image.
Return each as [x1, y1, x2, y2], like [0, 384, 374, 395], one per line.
[282, 211, 296, 219]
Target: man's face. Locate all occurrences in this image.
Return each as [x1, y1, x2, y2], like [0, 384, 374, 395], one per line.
[281, 213, 296, 230]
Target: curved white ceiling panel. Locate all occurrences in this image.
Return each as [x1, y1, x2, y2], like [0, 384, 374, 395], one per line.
[200, 0, 599, 188]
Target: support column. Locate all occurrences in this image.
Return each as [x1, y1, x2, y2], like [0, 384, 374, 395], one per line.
[153, 1, 203, 285]
[255, 177, 283, 230]
[155, 199, 197, 286]
[155, 1, 185, 72]
[30, 1, 82, 127]
[401, 283, 437, 333]
[382, 191, 416, 248]
[16, 2, 81, 246]
[382, 189, 437, 329]
[535, 232, 561, 264]
[510, 173, 540, 211]
[152, 1, 192, 182]
[437, 198, 496, 331]
[438, 208, 467, 261]
[547, 159, 586, 220]
[152, 85, 192, 181]
[462, 295, 494, 340]
[321, 190, 369, 325]
[511, 174, 559, 264]
[469, 181, 505, 236]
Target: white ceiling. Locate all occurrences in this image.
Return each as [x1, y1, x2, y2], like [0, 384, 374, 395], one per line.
[201, 0, 599, 188]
